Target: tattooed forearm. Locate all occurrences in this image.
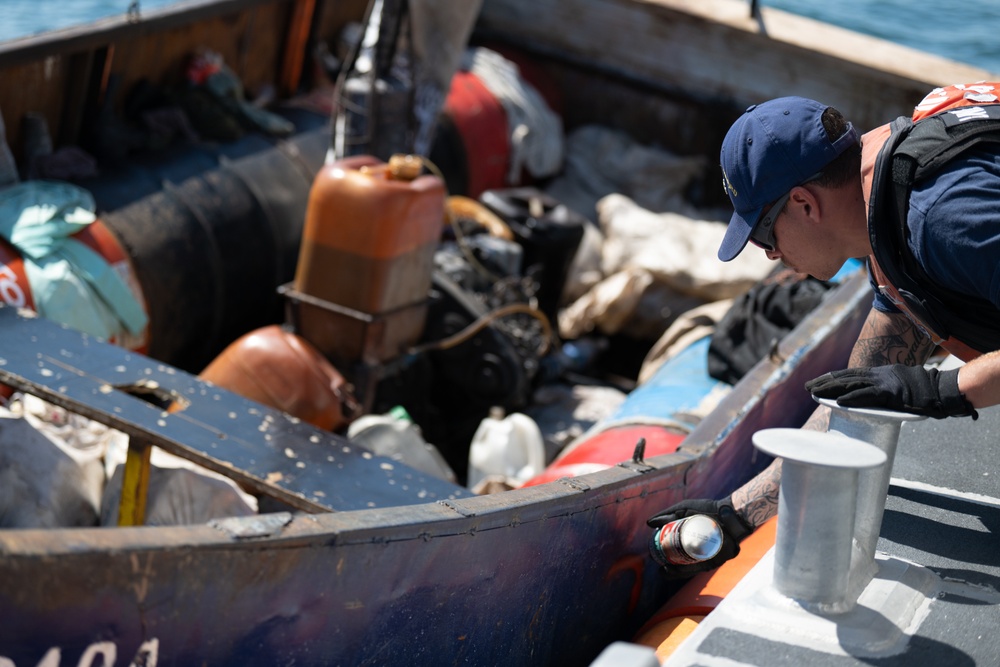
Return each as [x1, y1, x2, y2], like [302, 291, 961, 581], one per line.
[732, 460, 781, 528]
[801, 404, 831, 432]
[729, 404, 830, 528]
[848, 309, 935, 368]
[726, 311, 936, 533]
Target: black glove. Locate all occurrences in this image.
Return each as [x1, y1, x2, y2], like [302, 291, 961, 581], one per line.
[806, 365, 977, 420]
[645, 496, 753, 579]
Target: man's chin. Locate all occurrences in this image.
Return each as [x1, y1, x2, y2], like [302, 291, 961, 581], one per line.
[800, 266, 837, 281]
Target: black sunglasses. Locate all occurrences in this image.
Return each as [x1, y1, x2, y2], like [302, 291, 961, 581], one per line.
[749, 190, 790, 252]
[749, 172, 823, 252]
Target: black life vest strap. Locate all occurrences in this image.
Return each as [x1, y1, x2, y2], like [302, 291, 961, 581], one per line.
[869, 105, 1000, 353]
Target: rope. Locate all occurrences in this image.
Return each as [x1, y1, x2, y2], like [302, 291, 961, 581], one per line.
[465, 47, 564, 183]
[408, 302, 553, 357]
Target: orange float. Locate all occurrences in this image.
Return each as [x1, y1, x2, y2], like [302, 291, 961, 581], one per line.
[0, 219, 148, 399]
[521, 425, 686, 487]
[199, 325, 359, 432]
[0, 219, 146, 348]
[633, 516, 779, 661]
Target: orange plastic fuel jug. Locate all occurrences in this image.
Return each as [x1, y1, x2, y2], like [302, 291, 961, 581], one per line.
[292, 154, 446, 367]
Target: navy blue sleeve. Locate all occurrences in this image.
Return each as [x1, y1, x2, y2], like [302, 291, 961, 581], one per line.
[907, 147, 1000, 310]
[867, 262, 902, 314]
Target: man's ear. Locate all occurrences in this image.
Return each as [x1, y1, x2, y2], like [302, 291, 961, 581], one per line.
[790, 185, 821, 223]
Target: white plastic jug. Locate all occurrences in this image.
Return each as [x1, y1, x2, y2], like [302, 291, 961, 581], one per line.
[348, 407, 457, 482]
[467, 407, 546, 489]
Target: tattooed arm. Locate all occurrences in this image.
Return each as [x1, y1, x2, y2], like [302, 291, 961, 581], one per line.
[731, 308, 935, 528]
[853, 309, 1000, 409]
[730, 459, 782, 529]
[846, 308, 935, 368]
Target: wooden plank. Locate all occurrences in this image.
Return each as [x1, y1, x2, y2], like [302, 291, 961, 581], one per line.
[280, 0, 318, 96]
[56, 50, 99, 147]
[102, 4, 291, 110]
[0, 58, 71, 167]
[118, 437, 153, 526]
[0, 0, 307, 168]
[476, 0, 996, 133]
[313, 0, 370, 50]
[0, 307, 468, 513]
[0, 0, 286, 68]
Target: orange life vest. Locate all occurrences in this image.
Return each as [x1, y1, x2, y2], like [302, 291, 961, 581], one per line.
[861, 83, 1000, 361]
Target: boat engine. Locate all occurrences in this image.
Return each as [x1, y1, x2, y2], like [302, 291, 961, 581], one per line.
[372, 222, 551, 472]
[372, 187, 588, 473]
[279, 158, 587, 476]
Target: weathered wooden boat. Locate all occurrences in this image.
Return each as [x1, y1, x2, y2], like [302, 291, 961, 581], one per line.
[0, 0, 995, 665]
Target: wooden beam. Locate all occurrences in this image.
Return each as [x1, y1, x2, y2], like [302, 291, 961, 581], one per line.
[281, 0, 318, 96]
[0, 0, 287, 68]
[118, 437, 153, 526]
[475, 0, 995, 132]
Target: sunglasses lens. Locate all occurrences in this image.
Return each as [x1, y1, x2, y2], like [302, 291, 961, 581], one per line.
[750, 216, 775, 251]
[750, 191, 788, 252]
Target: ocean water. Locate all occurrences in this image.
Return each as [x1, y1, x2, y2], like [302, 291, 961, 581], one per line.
[0, 0, 182, 41]
[0, 0, 998, 74]
[765, 0, 1000, 74]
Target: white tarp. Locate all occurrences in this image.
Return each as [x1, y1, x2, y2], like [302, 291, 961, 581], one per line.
[559, 193, 775, 340]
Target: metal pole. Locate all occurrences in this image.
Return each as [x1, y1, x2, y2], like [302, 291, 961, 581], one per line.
[753, 428, 886, 612]
[817, 398, 926, 564]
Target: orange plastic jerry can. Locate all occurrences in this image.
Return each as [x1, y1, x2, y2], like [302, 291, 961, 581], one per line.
[295, 153, 446, 312]
[292, 154, 446, 367]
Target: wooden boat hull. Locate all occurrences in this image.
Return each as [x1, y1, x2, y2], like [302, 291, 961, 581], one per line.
[0, 271, 869, 666]
[0, 0, 993, 664]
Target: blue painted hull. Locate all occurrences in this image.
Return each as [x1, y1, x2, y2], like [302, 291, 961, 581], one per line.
[0, 271, 870, 666]
[2, 0, 949, 659]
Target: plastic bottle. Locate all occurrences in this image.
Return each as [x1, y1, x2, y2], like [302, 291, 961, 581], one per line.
[467, 407, 546, 489]
[348, 406, 456, 482]
[649, 515, 724, 567]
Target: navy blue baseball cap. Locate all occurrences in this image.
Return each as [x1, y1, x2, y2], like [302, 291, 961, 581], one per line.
[718, 96, 858, 262]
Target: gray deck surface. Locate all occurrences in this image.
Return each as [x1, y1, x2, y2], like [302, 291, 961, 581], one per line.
[663, 403, 1000, 666]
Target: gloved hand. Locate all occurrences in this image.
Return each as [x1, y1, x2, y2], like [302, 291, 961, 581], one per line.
[646, 496, 753, 578]
[805, 365, 977, 420]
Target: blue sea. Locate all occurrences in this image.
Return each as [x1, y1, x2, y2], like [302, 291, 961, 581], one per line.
[1, 0, 998, 74]
[765, 0, 1000, 74]
[1, 0, 182, 41]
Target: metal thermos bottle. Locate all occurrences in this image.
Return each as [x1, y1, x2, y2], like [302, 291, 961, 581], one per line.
[649, 515, 724, 566]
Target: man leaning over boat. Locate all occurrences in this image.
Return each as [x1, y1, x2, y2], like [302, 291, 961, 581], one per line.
[648, 82, 1000, 577]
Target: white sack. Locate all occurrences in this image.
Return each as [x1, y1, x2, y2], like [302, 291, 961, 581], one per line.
[0, 395, 110, 528]
[102, 428, 258, 526]
[558, 266, 654, 338]
[597, 194, 776, 301]
[545, 124, 707, 223]
[559, 195, 776, 339]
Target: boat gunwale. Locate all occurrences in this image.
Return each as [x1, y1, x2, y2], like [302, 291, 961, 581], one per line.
[0, 0, 291, 68]
[0, 271, 871, 556]
[474, 0, 997, 143]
